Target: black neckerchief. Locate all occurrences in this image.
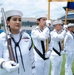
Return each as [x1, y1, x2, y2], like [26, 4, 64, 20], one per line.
[10, 31, 25, 72]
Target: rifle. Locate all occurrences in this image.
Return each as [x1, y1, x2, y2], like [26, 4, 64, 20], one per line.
[1, 8, 16, 62]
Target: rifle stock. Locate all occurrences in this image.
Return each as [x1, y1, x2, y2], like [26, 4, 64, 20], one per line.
[1, 8, 15, 61]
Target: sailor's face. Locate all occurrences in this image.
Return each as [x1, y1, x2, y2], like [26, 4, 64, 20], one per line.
[68, 26, 74, 32]
[55, 24, 62, 31]
[7, 16, 22, 31]
[73, 26, 74, 32]
[39, 18, 47, 27]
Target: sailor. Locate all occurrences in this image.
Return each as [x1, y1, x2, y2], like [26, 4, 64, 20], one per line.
[49, 20, 67, 75]
[31, 14, 51, 75]
[64, 23, 74, 75]
[0, 10, 35, 75]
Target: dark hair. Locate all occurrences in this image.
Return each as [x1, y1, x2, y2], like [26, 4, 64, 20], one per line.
[6, 16, 12, 29]
[7, 16, 12, 21]
[37, 18, 41, 21]
[36, 18, 42, 25]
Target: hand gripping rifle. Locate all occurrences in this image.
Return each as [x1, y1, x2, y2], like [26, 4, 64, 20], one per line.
[1, 8, 16, 62]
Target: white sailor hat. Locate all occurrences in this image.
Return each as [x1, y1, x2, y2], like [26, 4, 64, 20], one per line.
[67, 23, 74, 28]
[5, 10, 23, 20]
[53, 20, 63, 26]
[36, 14, 47, 19]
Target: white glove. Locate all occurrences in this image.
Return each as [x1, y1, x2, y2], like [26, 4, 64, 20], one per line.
[61, 50, 66, 55]
[63, 25, 68, 31]
[2, 61, 19, 72]
[45, 51, 51, 58]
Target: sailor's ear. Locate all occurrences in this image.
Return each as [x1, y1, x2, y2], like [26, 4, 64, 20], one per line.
[6, 21, 10, 26]
[36, 20, 40, 25]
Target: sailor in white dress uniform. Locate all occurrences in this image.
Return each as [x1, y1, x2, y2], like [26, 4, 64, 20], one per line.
[64, 23, 74, 75]
[0, 10, 35, 75]
[31, 14, 51, 75]
[49, 20, 67, 75]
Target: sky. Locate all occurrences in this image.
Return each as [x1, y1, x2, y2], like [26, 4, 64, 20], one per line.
[0, 0, 67, 23]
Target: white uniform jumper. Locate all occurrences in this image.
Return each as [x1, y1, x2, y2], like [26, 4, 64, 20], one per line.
[31, 26, 50, 75]
[64, 31, 74, 75]
[0, 31, 35, 75]
[49, 29, 66, 75]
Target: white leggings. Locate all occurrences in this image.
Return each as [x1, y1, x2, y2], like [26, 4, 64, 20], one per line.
[65, 53, 74, 75]
[35, 59, 50, 75]
[50, 55, 62, 75]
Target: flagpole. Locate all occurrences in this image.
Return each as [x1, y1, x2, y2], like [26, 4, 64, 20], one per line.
[64, 8, 68, 25]
[48, 0, 50, 20]
[63, 4, 69, 50]
[46, 0, 51, 52]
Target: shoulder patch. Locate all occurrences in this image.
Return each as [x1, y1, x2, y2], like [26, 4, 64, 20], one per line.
[22, 37, 30, 39]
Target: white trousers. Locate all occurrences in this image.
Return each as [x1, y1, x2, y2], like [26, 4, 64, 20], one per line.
[50, 55, 62, 75]
[35, 59, 50, 75]
[65, 53, 74, 75]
